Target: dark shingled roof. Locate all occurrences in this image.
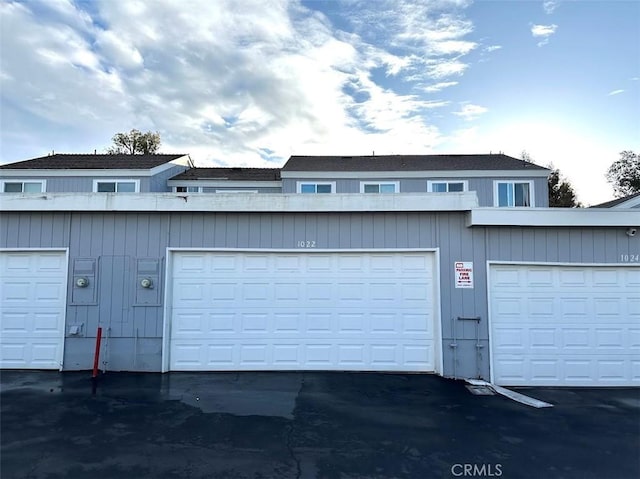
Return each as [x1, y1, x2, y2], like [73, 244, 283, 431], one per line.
[590, 192, 640, 208]
[170, 168, 281, 181]
[0, 154, 187, 170]
[282, 154, 549, 172]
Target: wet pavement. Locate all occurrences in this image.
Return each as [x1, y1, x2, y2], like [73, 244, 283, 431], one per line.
[1, 371, 639, 478]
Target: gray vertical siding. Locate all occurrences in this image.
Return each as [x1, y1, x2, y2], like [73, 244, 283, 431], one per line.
[1, 210, 634, 376]
[22, 172, 191, 193]
[41, 176, 152, 192]
[150, 164, 189, 191]
[282, 176, 549, 207]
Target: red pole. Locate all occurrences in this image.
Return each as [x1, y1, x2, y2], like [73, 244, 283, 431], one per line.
[92, 327, 103, 378]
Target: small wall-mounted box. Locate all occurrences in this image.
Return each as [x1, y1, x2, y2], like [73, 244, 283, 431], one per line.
[135, 258, 161, 305]
[71, 258, 97, 305]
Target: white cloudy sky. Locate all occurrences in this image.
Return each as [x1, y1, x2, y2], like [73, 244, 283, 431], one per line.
[1, 0, 638, 204]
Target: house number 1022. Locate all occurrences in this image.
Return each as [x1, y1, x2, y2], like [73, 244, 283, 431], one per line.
[297, 240, 316, 248]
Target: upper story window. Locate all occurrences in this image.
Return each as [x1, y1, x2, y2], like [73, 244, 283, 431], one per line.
[428, 181, 466, 192]
[360, 182, 399, 193]
[175, 186, 201, 193]
[1, 180, 46, 193]
[495, 181, 533, 207]
[93, 179, 140, 193]
[297, 182, 335, 194]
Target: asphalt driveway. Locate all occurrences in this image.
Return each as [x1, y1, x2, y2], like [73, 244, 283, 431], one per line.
[1, 371, 638, 479]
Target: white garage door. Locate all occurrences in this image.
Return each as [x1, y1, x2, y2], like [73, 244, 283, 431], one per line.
[490, 264, 640, 386]
[169, 251, 437, 372]
[0, 251, 68, 369]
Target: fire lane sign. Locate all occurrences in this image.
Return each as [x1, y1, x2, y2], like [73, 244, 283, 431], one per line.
[455, 261, 473, 288]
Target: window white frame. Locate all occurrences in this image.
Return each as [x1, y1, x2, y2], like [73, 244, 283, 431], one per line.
[359, 181, 399, 193]
[175, 186, 202, 193]
[427, 180, 468, 193]
[1, 179, 46, 193]
[93, 179, 140, 193]
[296, 181, 336, 194]
[493, 180, 534, 207]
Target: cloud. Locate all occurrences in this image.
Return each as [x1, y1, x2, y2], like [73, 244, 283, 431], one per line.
[340, 0, 477, 81]
[423, 81, 459, 92]
[543, 1, 558, 14]
[607, 89, 625, 96]
[426, 59, 469, 78]
[452, 103, 488, 121]
[531, 23, 558, 46]
[484, 45, 502, 53]
[3, 0, 483, 164]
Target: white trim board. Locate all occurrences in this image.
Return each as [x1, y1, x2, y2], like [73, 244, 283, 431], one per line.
[467, 208, 640, 227]
[0, 192, 479, 212]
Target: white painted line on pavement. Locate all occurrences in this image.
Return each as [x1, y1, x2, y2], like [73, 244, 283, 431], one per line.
[465, 379, 553, 408]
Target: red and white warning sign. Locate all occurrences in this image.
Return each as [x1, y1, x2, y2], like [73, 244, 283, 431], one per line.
[454, 261, 473, 288]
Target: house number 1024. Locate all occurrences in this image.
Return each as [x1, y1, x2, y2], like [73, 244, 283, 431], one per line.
[620, 254, 639, 262]
[297, 240, 316, 248]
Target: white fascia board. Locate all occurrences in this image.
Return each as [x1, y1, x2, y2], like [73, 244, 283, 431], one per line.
[280, 169, 550, 179]
[148, 155, 191, 175]
[0, 192, 479, 213]
[467, 207, 640, 227]
[166, 180, 282, 188]
[0, 169, 155, 177]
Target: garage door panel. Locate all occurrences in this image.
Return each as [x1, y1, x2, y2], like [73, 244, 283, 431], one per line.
[1, 251, 66, 370]
[172, 253, 209, 273]
[404, 344, 433, 366]
[304, 312, 332, 333]
[622, 268, 640, 284]
[494, 356, 639, 385]
[627, 298, 640, 316]
[1, 252, 65, 275]
[337, 313, 365, 333]
[241, 313, 268, 332]
[0, 340, 62, 369]
[561, 328, 591, 349]
[1, 310, 63, 333]
[172, 309, 429, 339]
[490, 264, 639, 386]
[170, 252, 436, 372]
[171, 339, 434, 371]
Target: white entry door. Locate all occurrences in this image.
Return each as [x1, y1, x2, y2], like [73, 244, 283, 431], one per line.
[489, 264, 640, 386]
[169, 251, 437, 372]
[0, 251, 68, 369]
